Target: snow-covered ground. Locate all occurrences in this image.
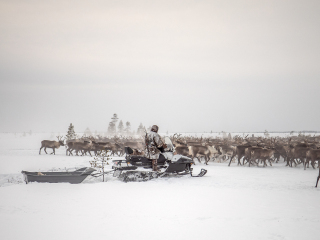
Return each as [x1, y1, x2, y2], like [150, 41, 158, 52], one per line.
[0, 133, 319, 240]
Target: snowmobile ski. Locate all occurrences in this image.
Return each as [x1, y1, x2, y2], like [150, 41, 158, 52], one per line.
[190, 168, 207, 177]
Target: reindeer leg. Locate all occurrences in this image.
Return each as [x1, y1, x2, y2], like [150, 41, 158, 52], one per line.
[228, 154, 235, 166]
[304, 158, 308, 170]
[289, 158, 293, 167]
[67, 148, 73, 156]
[311, 159, 316, 169]
[205, 155, 209, 165]
[44, 147, 48, 154]
[285, 157, 289, 166]
[51, 148, 55, 155]
[39, 146, 43, 155]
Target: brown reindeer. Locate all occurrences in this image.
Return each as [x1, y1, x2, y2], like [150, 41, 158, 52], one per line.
[39, 136, 65, 155]
[171, 133, 190, 158]
[228, 144, 251, 166]
[122, 140, 144, 150]
[217, 142, 237, 163]
[287, 142, 311, 169]
[243, 146, 262, 166]
[67, 139, 93, 156]
[306, 149, 320, 169]
[188, 143, 221, 165]
[249, 147, 275, 167]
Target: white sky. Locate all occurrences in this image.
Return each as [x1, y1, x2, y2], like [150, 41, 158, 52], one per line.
[0, 0, 319, 133]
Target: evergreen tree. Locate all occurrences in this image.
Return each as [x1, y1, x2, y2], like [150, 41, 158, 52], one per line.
[107, 113, 118, 135]
[84, 127, 92, 137]
[137, 123, 145, 135]
[124, 121, 131, 135]
[107, 122, 116, 135]
[66, 123, 77, 140]
[118, 120, 124, 134]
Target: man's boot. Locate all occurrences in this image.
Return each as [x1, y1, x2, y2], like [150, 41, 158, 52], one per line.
[152, 160, 157, 171]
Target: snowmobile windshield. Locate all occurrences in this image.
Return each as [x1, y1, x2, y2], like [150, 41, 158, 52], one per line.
[164, 137, 174, 151]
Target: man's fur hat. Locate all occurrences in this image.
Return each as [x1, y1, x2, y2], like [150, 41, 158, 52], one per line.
[151, 125, 159, 133]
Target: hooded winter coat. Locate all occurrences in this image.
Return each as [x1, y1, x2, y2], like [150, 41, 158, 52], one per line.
[144, 131, 164, 160]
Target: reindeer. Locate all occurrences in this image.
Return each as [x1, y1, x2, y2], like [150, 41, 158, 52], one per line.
[306, 149, 320, 169]
[216, 140, 237, 163]
[39, 136, 65, 155]
[228, 143, 251, 166]
[122, 140, 144, 150]
[250, 147, 275, 167]
[90, 141, 111, 156]
[287, 142, 311, 169]
[243, 146, 263, 166]
[171, 133, 190, 157]
[188, 142, 221, 165]
[67, 139, 93, 156]
[273, 141, 290, 165]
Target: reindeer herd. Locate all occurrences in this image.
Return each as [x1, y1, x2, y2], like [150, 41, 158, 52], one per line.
[39, 136, 143, 157]
[39, 133, 320, 187]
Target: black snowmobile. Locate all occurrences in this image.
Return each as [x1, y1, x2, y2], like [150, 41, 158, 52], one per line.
[111, 137, 207, 182]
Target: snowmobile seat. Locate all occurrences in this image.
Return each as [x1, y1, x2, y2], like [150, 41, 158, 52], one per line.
[128, 156, 152, 166]
[127, 155, 167, 168]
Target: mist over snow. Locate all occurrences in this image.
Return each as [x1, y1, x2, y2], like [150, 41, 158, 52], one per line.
[0, 0, 320, 133]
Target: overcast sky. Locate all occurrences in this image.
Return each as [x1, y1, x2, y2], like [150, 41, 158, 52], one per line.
[0, 0, 319, 134]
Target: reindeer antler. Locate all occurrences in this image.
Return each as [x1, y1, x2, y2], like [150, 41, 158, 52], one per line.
[56, 136, 64, 141]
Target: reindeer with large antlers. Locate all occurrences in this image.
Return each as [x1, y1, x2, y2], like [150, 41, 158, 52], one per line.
[39, 136, 65, 155]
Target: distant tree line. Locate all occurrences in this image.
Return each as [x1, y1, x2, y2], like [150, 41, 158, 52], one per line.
[65, 113, 151, 140]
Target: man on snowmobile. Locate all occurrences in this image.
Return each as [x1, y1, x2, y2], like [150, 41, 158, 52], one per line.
[145, 125, 166, 171]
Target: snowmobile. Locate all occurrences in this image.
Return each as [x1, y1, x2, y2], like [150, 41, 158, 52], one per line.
[111, 137, 207, 182]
